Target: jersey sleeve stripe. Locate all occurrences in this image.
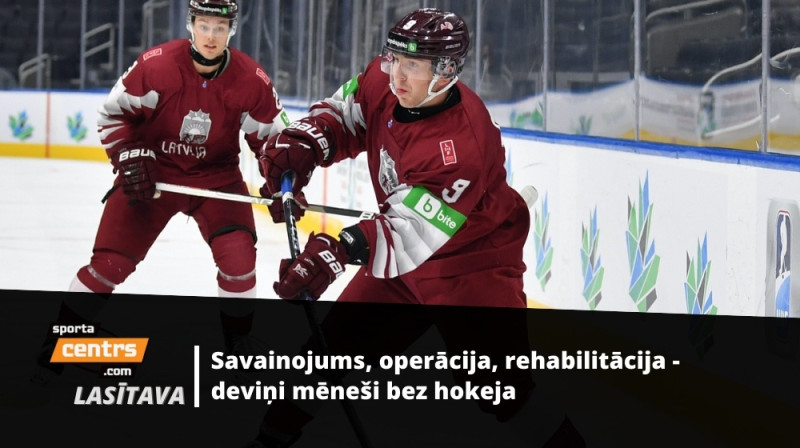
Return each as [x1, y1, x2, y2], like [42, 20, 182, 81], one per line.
[367, 187, 454, 278]
[240, 111, 283, 140]
[309, 83, 366, 136]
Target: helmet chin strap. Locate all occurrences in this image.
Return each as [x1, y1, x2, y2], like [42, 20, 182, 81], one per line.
[416, 75, 457, 108]
[389, 74, 458, 108]
[189, 41, 226, 66]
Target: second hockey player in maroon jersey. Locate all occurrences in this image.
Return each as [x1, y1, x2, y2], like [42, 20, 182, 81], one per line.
[32, 1, 290, 387]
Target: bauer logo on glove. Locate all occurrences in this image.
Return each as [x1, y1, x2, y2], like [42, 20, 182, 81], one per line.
[117, 148, 156, 163]
[113, 147, 159, 201]
[286, 120, 332, 161]
[257, 116, 335, 198]
[318, 249, 345, 277]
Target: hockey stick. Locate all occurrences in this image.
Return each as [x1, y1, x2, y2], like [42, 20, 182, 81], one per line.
[154, 182, 380, 219]
[155, 182, 539, 217]
[279, 172, 374, 448]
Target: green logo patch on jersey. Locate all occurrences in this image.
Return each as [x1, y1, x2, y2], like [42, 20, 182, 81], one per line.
[279, 110, 290, 127]
[342, 76, 359, 99]
[403, 186, 466, 237]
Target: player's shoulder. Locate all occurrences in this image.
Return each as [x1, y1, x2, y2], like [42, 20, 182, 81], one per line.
[362, 57, 388, 85]
[125, 41, 186, 86]
[453, 83, 499, 133]
[364, 56, 383, 73]
[428, 87, 498, 162]
[227, 47, 274, 87]
[353, 57, 392, 101]
[227, 47, 258, 69]
[454, 82, 491, 115]
[139, 39, 186, 61]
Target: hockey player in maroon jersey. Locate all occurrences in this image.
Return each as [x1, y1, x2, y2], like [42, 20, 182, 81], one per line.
[260, 10, 527, 308]
[251, 8, 584, 448]
[32, 0, 289, 382]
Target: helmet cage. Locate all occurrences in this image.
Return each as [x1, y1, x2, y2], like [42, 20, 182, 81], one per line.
[380, 47, 459, 80]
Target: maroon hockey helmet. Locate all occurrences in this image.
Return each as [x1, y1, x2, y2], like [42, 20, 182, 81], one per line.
[382, 8, 470, 79]
[187, 0, 239, 37]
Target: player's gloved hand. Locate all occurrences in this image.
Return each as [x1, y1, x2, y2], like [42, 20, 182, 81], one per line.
[257, 117, 334, 196]
[113, 147, 159, 201]
[266, 190, 308, 223]
[274, 232, 347, 301]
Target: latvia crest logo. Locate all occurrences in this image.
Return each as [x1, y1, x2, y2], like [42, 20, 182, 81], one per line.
[180, 109, 211, 144]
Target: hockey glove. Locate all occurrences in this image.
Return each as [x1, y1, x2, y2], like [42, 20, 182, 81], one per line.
[113, 147, 159, 201]
[273, 232, 347, 301]
[258, 117, 334, 197]
[267, 190, 308, 224]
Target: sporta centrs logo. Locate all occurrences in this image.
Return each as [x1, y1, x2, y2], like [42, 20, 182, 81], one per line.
[50, 335, 148, 363]
[43, 323, 184, 406]
[48, 323, 148, 367]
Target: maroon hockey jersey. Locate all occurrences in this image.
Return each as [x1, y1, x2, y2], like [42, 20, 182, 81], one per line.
[97, 39, 289, 189]
[310, 57, 529, 279]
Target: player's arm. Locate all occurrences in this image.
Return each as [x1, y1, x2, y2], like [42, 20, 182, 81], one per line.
[346, 167, 483, 278]
[257, 59, 381, 198]
[303, 57, 389, 164]
[304, 67, 371, 165]
[98, 49, 164, 158]
[97, 54, 162, 200]
[272, 168, 483, 301]
[236, 64, 298, 222]
[241, 67, 289, 153]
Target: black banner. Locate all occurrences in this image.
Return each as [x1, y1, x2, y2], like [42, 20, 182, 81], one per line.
[0, 289, 798, 447]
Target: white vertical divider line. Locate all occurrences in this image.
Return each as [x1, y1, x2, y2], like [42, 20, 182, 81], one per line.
[194, 345, 200, 408]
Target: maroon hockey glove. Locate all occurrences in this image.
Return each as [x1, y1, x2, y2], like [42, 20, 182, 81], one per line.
[113, 147, 159, 201]
[273, 232, 347, 300]
[257, 117, 334, 197]
[266, 190, 308, 224]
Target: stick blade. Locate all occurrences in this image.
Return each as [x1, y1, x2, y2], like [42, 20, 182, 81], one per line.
[519, 185, 539, 209]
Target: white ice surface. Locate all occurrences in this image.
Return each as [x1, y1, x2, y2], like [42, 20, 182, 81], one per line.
[0, 156, 354, 300]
